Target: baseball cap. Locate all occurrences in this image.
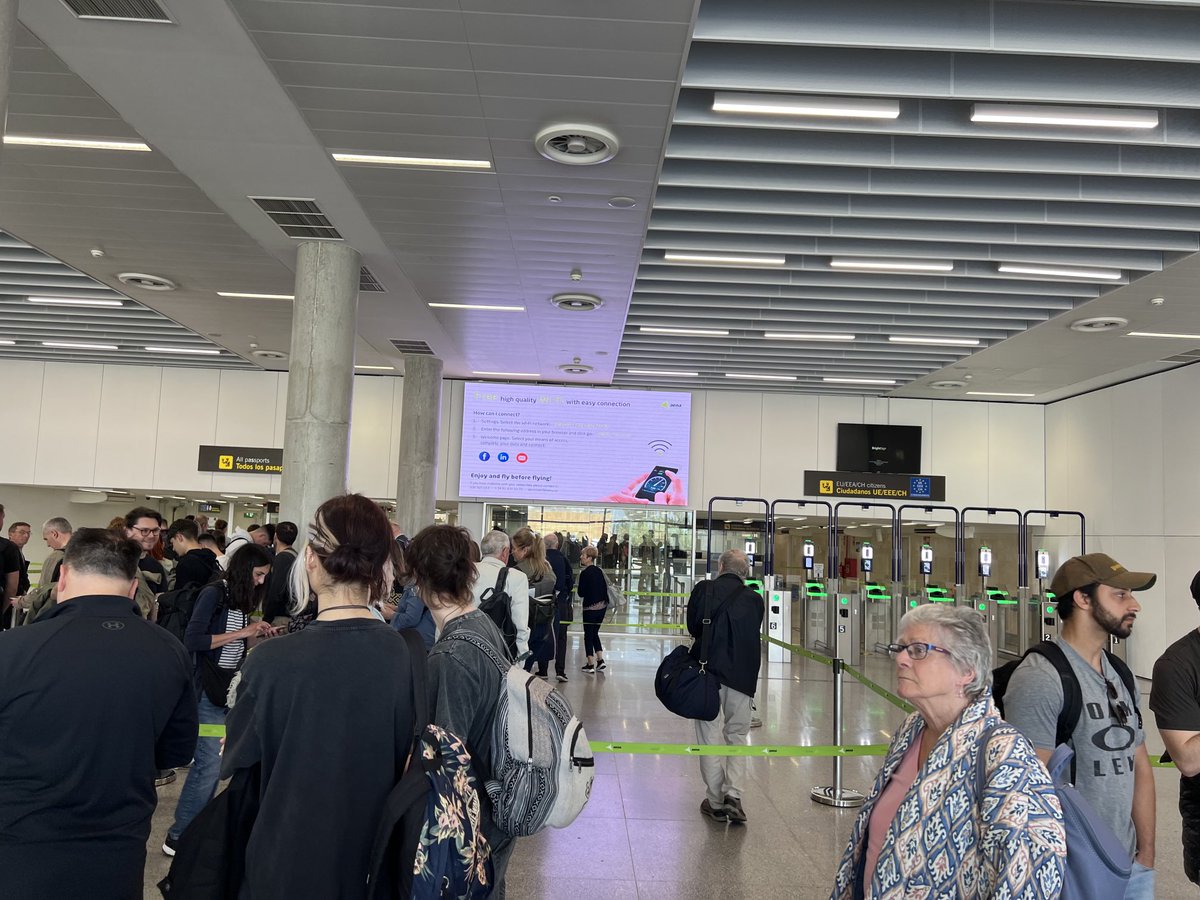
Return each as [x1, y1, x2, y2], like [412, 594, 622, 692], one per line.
[1049, 552, 1156, 601]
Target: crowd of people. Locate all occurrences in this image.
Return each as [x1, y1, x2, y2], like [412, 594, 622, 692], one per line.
[0, 499, 614, 899]
[7, 491, 1200, 897]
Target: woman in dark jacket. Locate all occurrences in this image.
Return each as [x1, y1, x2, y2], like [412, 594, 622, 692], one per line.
[410, 524, 515, 897]
[219, 494, 418, 899]
[164, 543, 273, 855]
[577, 545, 608, 673]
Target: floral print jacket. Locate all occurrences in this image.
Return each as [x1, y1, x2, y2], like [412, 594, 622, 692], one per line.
[831, 693, 1067, 899]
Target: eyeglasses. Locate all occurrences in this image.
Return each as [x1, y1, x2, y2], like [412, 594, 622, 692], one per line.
[1106, 680, 1131, 727]
[886, 641, 952, 661]
[131, 526, 161, 537]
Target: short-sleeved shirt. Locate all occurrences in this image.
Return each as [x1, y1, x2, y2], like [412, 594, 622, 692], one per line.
[0, 538, 21, 598]
[1004, 637, 1144, 857]
[1150, 629, 1200, 812]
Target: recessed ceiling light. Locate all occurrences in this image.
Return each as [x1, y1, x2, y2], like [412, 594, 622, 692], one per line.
[725, 373, 797, 381]
[4, 134, 152, 151]
[997, 263, 1122, 280]
[966, 391, 1037, 398]
[930, 380, 969, 390]
[28, 296, 123, 307]
[220, 494, 240, 499]
[217, 291, 294, 300]
[355, 365, 396, 371]
[712, 92, 900, 119]
[764, 332, 855, 341]
[822, 377, 897, 385]
[888, 336, 981, 347]
[607, 196, 637, 209]
[1127, 331, 1200, 340]
[971, 103, 1159, 129]
[1070, 316, 1129, 333]
[428, 302, 525, 312]
[145, 346, 222, 355]
[627, 369, 699, 377]
[663, 252, 786, 267]
[639, 326, 729, 337]
[331, 152, 491, 169]
[830, 258, 954, 272]
[0, 340, 14, 345]
[146, 495, 164, 500]
[43, 341, 119, 351]
[473, 371, 540, 378]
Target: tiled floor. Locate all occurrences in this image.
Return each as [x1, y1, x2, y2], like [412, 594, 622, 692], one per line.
[143, 617, 1195, 898]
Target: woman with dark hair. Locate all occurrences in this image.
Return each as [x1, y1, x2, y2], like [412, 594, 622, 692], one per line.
[218, 494, 418, 899]
[578, 545, 608, 673]
[408, 524, 518, 896]
[164, 543, 274, 855]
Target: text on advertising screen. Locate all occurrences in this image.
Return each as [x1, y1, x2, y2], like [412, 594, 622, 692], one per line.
[459, 383, 691, 505]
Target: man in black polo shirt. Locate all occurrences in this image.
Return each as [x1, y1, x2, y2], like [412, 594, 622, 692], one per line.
[0, 528, 197, 899]
[7, 521, 30, 597]
[0, 504, 22, 628]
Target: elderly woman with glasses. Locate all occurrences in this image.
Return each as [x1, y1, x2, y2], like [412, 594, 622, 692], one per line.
[831, 604, 1067, 899]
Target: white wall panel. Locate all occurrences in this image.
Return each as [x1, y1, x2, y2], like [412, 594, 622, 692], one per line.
[348, 375, 397, 498]
[93, 365, 164, 490]
[929, 401, 989, 508]
[210, 371, 282, 496]
[688, 389, 707, 506]
[1108, 380, 1164, 539]
[34, 363, 103, 487]
[759, 393, 820, 502]
[438, 379, 459, 504]
[887, 399, 934, 475]
[1162, 365, 1200, 536]
[987, 403, 1046, 512]
[701, 391, 764, 499]
[0, 362, 44, 484]
[152, 368, 221, 491]
[387, 376, 406, 501]
[815, 395, 864, 471]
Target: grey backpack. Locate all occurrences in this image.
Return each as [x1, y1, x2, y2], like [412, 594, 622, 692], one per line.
[444, 630, 594, 836]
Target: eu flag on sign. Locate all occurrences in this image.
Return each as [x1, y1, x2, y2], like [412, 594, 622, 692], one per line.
[910, 477, 931, 499]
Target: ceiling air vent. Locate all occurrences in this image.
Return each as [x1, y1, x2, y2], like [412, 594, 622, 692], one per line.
[534, 124, 619, 166]
[551, 292, 603, 312]
[1069, 316, 1128, 334]
[389, 339, 434, 355]
[1162, 349, 1200, 363]
[558, 361, 594, 375]
[929, 380, 967, 391]
[250, 197, 343, 241]
[118, 272, 175, 291]
[60, 0, 172, 22]
[359, 267, 385, 292]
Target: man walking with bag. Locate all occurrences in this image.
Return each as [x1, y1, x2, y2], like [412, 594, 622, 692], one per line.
[686, 549, 763, 824]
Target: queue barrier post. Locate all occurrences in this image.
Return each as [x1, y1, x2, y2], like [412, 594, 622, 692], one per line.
[810, 657, 867, 808]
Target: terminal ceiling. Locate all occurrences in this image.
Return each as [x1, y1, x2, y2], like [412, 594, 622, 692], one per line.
[4, 0, 1200, 403]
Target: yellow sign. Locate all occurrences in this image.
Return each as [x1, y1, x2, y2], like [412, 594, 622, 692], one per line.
[819, 479, 834, 494]
[218, 455, 234, 471]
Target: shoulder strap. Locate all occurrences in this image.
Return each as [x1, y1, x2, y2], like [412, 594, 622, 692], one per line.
[495, 566, 509, 593]
[399, 629, 429, 735]
[1105, 650, 1144, 729]
[1029, 640, 1081, 748]
[443, 628, 509, 677]
[698, 581, 717, 668]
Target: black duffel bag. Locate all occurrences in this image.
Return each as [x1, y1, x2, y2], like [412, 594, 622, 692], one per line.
[654, 582, 720, 721]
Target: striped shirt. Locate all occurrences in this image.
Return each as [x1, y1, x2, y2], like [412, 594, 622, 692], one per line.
[218, 609, 248, 670]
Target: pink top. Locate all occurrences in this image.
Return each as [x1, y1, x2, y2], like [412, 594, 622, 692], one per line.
[864, 730, 922, 883]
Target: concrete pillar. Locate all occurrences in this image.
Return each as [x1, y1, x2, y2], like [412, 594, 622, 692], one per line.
[395, 354, 443, 535]
[280, 242, 360, 530]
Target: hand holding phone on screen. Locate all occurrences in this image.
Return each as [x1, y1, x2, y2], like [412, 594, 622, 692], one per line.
[603, 468, 686, 505]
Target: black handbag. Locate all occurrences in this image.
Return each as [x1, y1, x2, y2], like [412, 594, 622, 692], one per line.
[654, 582, 720, 721]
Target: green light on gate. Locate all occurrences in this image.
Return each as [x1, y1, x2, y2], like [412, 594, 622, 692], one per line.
[1046, 605, 1055, 615]
[909, 600, 918, 608]
[977, 603, 986, 611]
[840, 596, 849, 605]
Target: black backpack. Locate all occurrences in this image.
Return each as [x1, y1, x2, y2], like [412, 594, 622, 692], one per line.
[478, 568, 517, 657]
[156, 585, 206, 644]
[993, 640, 1142, 750]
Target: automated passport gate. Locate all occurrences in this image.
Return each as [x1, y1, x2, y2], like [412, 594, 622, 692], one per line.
[1020, 509, 1092, 655]
[706, 495, 773, 639]
[769, 499, 834, 655]
[896, 504, 962, 638]
[962, 507, 1022, 661]
[832, 502, 899, 666]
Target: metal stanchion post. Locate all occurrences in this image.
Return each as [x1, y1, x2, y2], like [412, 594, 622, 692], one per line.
[811, 658, 867, 808]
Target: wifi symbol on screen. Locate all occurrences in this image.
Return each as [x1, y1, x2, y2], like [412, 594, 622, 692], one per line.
[648, 439, 672, 456]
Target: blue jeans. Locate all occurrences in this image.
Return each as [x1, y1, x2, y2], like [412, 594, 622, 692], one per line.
[1125, 862, 1155, 899]
[168, 694, 225, 840]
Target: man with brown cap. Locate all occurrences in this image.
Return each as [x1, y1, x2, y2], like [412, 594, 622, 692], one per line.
[1004, 551, 1157, 899]
[1149, 570, 1200, 885]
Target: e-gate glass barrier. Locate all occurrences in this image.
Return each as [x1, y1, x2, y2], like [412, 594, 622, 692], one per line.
[962, 507, 1022, 661]
[833, 502, 898, 665]
[1021, 509, 1088, 658]
[895, 506, 961, 635]
[768, 499, 833, 655]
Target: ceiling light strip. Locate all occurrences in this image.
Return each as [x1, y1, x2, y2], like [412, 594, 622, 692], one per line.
[145, 346, 222, 355]
[888, 336, 981, 347]
[712, 92, 900, 120]
[970, 103, 1159, 130]
[217, 291, 294, 300]
[822, 377, 897, 385]
[997, 263, 1122, 280]
[965, 391, 1036, 398]
[829, 258, 954, 272]
[355, 365, 395, 371]
[1127, 331, 1200, 340]
[4, 135, 152, 151]
[332, 152, 491, 170]
[639, 326, 729, 337]
[428, 302, 525, 312]
[627, 369, 699, 377]
[663, 251, 786, 267]
[28, 296, 123, 307]
[763, 332, 855, 342]
[472, 371, 540, 378]
[725, 373, 797, 381]
[43, 341, 119, 350]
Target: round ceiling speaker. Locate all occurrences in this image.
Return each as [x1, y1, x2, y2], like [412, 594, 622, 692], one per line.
[550, 292, 603, 312]
[251, 348, 288, 360]
[1069, 316, 1128, 333]
[557, 361, 594, 375]
[118, 272, 176, 291]
[607, 196, 637, 209]
[534, 124, 619, 166]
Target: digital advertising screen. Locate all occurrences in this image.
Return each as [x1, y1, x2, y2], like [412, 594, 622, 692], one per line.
[459, 383, 691, 505]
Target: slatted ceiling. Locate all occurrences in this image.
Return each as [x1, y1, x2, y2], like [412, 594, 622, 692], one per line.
[60, 0, 172, 23]
[610, 0, 1200, 397]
